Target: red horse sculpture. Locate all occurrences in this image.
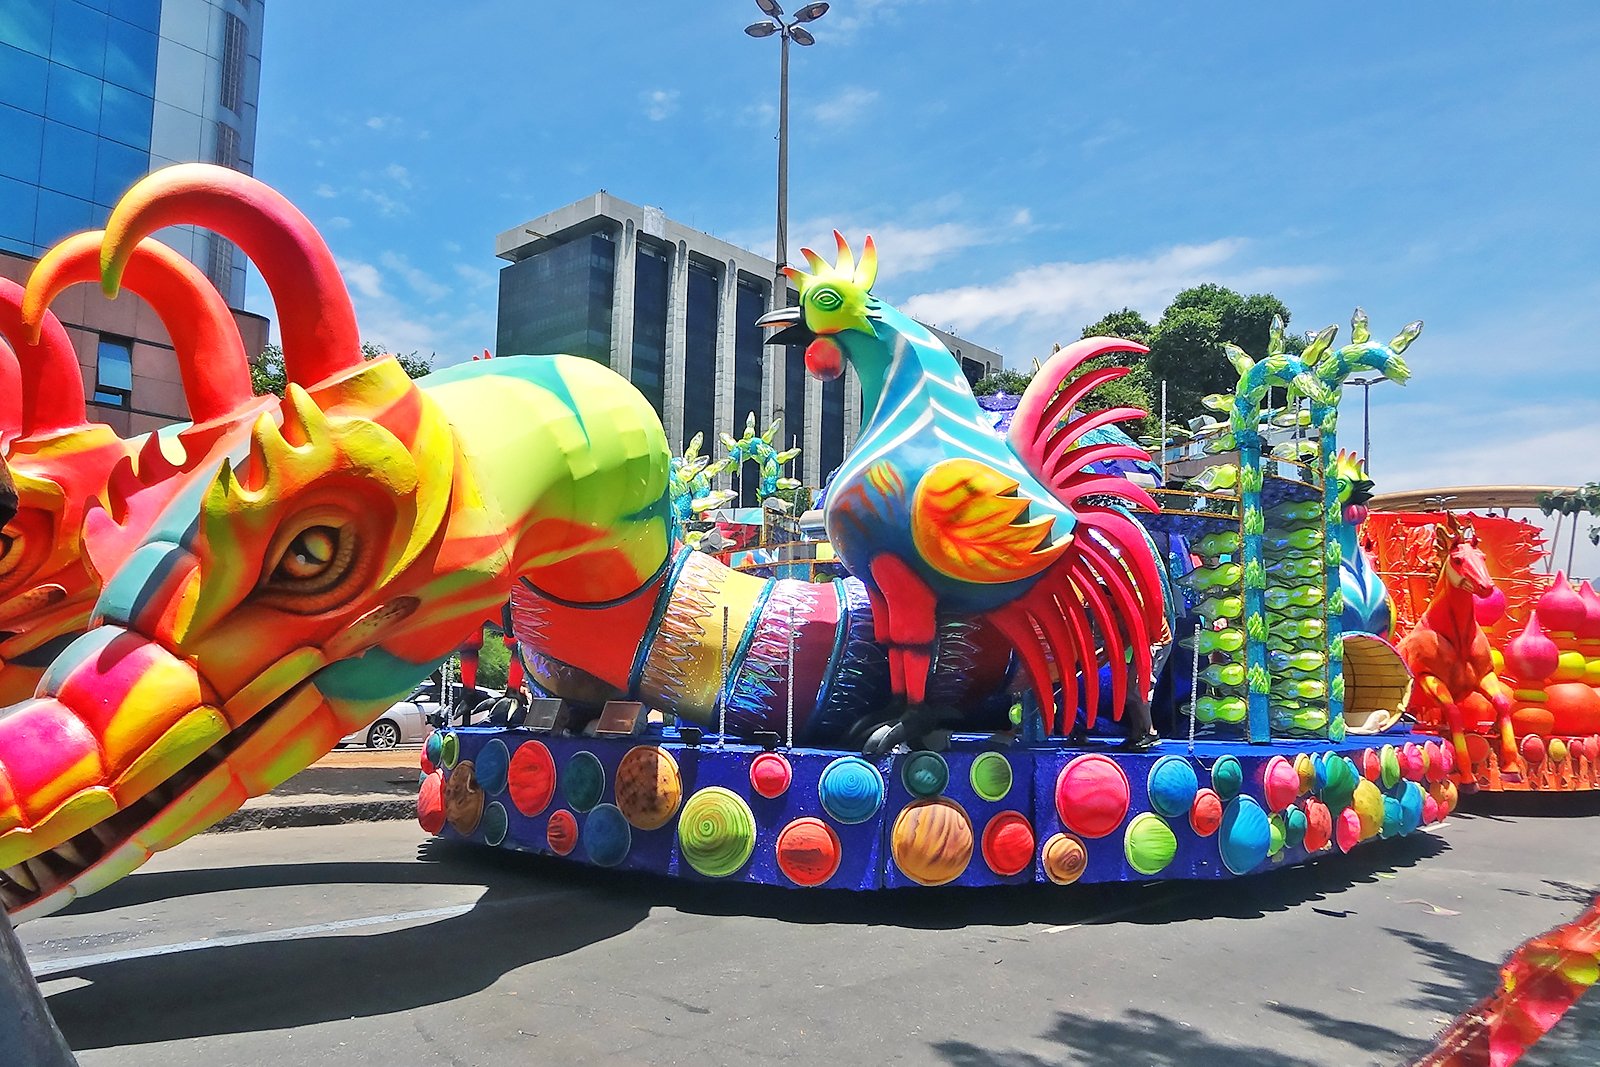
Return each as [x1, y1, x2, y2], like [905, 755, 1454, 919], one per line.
[1399, 516, 1523, 787]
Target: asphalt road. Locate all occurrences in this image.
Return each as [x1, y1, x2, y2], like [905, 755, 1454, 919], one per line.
[18, 801, 1600, 1067]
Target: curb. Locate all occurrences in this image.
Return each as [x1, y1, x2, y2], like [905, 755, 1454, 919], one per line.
[209, 796, 416, 833]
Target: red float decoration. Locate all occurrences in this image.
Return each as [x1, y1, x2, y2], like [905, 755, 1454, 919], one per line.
[547, 809, 578, 856]
[981, 811, 1035, 877]
[1055, 754, 1130, 838]
[750, 752, 794, 799]
[508, 739, 557, 816]
[1302, 799, 1332, 852]
[776, 817, 841, 887]
[1262, 756, 1298, 812]
[417, 771, 445, 834]
[1189, 788, 1223, 837]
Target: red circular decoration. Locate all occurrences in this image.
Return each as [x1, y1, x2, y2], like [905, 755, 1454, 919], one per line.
[1335, 808, 1362, 852]
[1521, 734, 1547, 765]
[508, 740, 557, 816]
[417, 771, 446, 834]
[1464, 733, 1491, 766]
[981, 811, 1035, 877]
[1189, 788, 1223, 837]
[420, 747, 436, 776]
[1055, 754, 1130, 838]
[776, 817, 841, 887]
[1361, 749, 1381, 782]
[1302, 799, 1332, 852]
[1422, 795, 1440, 825]
[547, 810, 578, 856]
[1437, 741, 1456, 779]
[750, 752, 794, 799]
[1262, 756, 1298, 812]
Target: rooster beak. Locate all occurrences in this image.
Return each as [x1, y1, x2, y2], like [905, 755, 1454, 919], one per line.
[756, 307, 815, 347]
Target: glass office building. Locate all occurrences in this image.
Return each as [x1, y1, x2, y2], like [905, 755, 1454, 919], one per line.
[494, 192, 1001, 492]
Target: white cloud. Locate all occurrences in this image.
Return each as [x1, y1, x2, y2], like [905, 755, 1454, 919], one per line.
[332, 255, 492, 362]
[827, 0, 924, 39]
[790, 219, 986, 275]
[453, 262, 496, 290]
[358, 188, 408, 217]
[365, 116, 388, 130]
[336, 257, 385, 301]
[383, 163, 412, 189]
[810, 88, 879, 125]
[641, 88, 680, 121]
[326, 216, 352, 230]
[379, 251, 450, 303]
[314, 182, 336, 198]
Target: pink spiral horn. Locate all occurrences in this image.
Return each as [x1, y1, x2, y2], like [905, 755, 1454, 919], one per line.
[0, 276, 87, 437]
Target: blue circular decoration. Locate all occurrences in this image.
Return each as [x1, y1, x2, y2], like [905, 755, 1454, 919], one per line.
[901, 751, 949, 798]
[1285, 806, 1308, 851]
[1398, 781, 1425, 836]
[583, 803, 631, 866]
[1219, 795, 1270, 875]
[1147, 756, 1199, 819]
[820, 756, 885, 825]
[1380, 796, 1404, 839]
[1211, 756, 1243, 801]
[482, 802, 508, 846]
[563, 751, 605, 813]
[1312, 754, 1328, 792]
[476, 739, 510, 796]
[424, 731, 444, 768]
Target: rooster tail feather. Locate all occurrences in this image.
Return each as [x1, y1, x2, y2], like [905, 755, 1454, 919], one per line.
[992, 604, 1058, 733]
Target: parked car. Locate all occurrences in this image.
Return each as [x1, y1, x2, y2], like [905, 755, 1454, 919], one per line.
[338, 682, 505, 748]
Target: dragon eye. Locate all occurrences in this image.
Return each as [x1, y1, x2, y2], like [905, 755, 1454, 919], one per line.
[258, 522, 360, 611]
[811, 287, 843, 311]
[0, 531, 20, 575]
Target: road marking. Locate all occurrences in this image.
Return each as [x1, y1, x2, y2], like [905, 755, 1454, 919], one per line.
[30, 902, 480, 978]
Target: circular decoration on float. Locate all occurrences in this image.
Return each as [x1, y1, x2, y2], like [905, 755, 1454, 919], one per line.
[582, 803, 631, 867]
[1040, 832, 1089, 885]
[775, 817, 841, 887]
[1549, 738, 1570, 764]
[1521, 734, 1547, 766]
[891, 798, 974, 886]
[1313, 753, 1329, 793]
[1437, 742, 1457, 780]
[615, 745, 682, 830]
[1263, 756, 1299, 812]
[1361, 748, 1382, 782]
[901, 751, 950, 799]
[1219, 796, 1270, 875]
[417, 771, 446, 834]
[482, 802, 508, 846]
[475, 738, 510, 796]
[750, 752, 793, 799]
[819, 756, 885, 825]
[1211, 756, 1243, 801]
[1398, 781, 1425, 835]
[424, 731, 444, 771]
[1302, 799, 1332, 852]
[1379, 745, 1401, 789]
[1380, 796, 1403, 839]
[1400, 743, 1425, 782]
[1320, 755, 1358, 811]
[1267, 813, 1286, 856]
[1464, 733, 1491, 769]
[1352, 779, 1384, 840]
[1284, 806, 1308, 851]
[1294, 753, 1316, 795]
[439, 732, 459, 769]
[508, 740, 557, 816]
[1430, 779, 1458, 819]
[1189, 788, 1223, 837]
[562, 751, 605, 813]
[970, 752, 1014, 802]
[1511, 705, 1555, 738]
[1422, 794, 1440, 825]
[546, 809, 578, 855]
[445, 760, 484, 835]
[421, 740, 437, 775]
[1335, 808, 1362, 852]
[678, 787, 757, 877]
[1424, 741, 1445, 782]
[1055, 754, 1130, 838]
[1147, 756, 1199, 819]
[1124, 813, 1178, 876]
[981, 811, 1035, 877]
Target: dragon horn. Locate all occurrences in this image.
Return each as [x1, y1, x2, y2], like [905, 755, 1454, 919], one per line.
[857, 235, 878, 290]
[1303, 324, 1338, 366]
[101, 163, 363, 389]
[832, 230, 854, 277]
[0, 342, 19, 445]
[1389, 319, 1423, 354]
[1350, 307, 1370, 344]
[25, 232, 253, 428]
[0, 276, 86, 437]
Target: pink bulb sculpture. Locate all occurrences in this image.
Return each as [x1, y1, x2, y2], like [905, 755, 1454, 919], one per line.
[1537, 572, 1587, 633]
[1504, 612, 1561, 683]
[1473, 585, 1508, 627]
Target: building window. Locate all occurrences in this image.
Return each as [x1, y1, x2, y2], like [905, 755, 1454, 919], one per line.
[732, 277, 768, 506]
[494, 231, 614, 362]
[631, 240, 669, 413]
[961, 356, 985, 387]
[220, 13, 247, 113]
[782, 283, 806, 475]
[682, 259, 719, 449]
[213, 121, 240, 168]
[820, 372, 845, 484]
[94, 336, 133, 409]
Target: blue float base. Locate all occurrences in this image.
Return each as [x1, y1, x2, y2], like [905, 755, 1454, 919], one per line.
[425, 728, 1444, 890]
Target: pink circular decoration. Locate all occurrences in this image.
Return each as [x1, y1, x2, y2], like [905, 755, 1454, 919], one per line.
[1437, 741, 1456, 779]
[1504, 612, 1561, 683]
[1540, 573, 1587, 632]
[1521, 734, 1547, 765]
[1262, 756, 1299, 812]
[1361, 748, 1382, 782]
[1473, 585, 1507, 627]
[1422, 795, 1440, 825]
[1189, 788, 1223, 837]
[750, 752, 793, 799]
[1055, 754, 1130, 839]
[1577, 582, 1600, 640]
[1400, 743, 1424, 783]
[1335, 808, 1362, 853]
[1302, 799, 1332, 852]
[1424, 742, 1446, 783]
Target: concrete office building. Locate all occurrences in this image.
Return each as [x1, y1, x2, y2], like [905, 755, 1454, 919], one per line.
[495, 192, 1001, 495]
[0, 0, 268, 437]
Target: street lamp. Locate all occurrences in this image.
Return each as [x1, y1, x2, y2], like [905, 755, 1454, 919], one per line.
[1346, 375, 1390, 470]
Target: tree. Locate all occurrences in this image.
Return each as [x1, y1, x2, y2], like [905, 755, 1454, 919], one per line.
[250, 340, 436, 397]
[1074, 308, 1157, 438]
[1145, 285, 1293, 425]
[972, 368, 1034, 397]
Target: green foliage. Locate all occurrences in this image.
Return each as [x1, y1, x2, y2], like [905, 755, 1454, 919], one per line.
[1538, 481, 1600, 546]
[1245, 613, 1268, 642]
[251, 340, 435, 397]
[1146, 285, 1294, 425]
[971, 368, 1035, 397]
[476, 631, 512, 691]
[1247, 664, 1271, 695]
[1081, 308, 1154, 345]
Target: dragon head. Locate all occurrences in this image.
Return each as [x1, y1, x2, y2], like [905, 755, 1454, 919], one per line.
[1333, 449, 1376, 525]
[757, 231, 881, 383]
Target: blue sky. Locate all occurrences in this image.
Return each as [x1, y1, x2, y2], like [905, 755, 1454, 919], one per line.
[244, 1, 1600, 570]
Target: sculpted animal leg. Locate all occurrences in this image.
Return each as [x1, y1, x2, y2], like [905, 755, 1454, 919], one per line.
[861, 555, 939, 752]
[1483, 671, 1524, 782]
[1417, 674, 1475, 788]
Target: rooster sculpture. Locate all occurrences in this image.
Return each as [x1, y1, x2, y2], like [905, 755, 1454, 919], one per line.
[759, 234, 1166, 750]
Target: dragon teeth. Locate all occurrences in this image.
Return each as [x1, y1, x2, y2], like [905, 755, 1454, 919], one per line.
[24, 856, 54, 890]
[4, 862, 37, 892]
[53, 838, 91, 868]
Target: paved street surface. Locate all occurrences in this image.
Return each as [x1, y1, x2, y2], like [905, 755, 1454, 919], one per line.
[19, 801, 1600, 1066]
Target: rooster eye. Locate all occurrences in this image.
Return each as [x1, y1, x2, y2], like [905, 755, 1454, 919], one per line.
[811, 287, 843, 311]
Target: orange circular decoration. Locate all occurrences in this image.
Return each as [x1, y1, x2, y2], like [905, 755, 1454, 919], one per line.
[891, 799, 974, 886]
[1511, 705, 1556, 738]
[1040, 832, 1088, 885]
[1464, 732, 1491, 766]
[546, 809, 578, 855]
[417, 771, 446, 834]
[1189, 788, 1223, 837]
[445, 760, 484, 835]
[750, 752, 793, 799]
[1055, 754, 1130, 838]
[1262, 756, 1299, 812]
[1546, 682, 1600, 735]
[775, 817, 841, 887]
[1430, 780, 1458, 818]
[1302, 799, 1332, 852]
[981, 811, 1035, 877]
[508, 740, 557, 816]
[614, 745, 683, 830]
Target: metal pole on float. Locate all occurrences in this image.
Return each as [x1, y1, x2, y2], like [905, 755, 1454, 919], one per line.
[1159, 379, 1168, 485]
[786, 603, 797, 747]
[718, 606, 730, 748]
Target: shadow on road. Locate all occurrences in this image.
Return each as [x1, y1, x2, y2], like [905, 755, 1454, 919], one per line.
[40, 831, 1448, 1050]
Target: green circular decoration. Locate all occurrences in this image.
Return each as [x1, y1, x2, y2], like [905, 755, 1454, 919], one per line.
[969, 752, 1014, 803]
[1285, 806, 1308, 850]
[1123, 813, 1178, 876]
[482, 802, 509, 847]
[678, 786, 757, 877]
[1268, 813, 1286, 856]
[1211, 755, 1243, 800]
[1379, 745, 1402, 789]
[901, 751, 949, 798]
[439, 732, 459, 770]
[562, 751, 605, 813]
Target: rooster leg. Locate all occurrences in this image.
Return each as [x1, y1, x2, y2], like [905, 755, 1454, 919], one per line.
[859, 555, 940, 753]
